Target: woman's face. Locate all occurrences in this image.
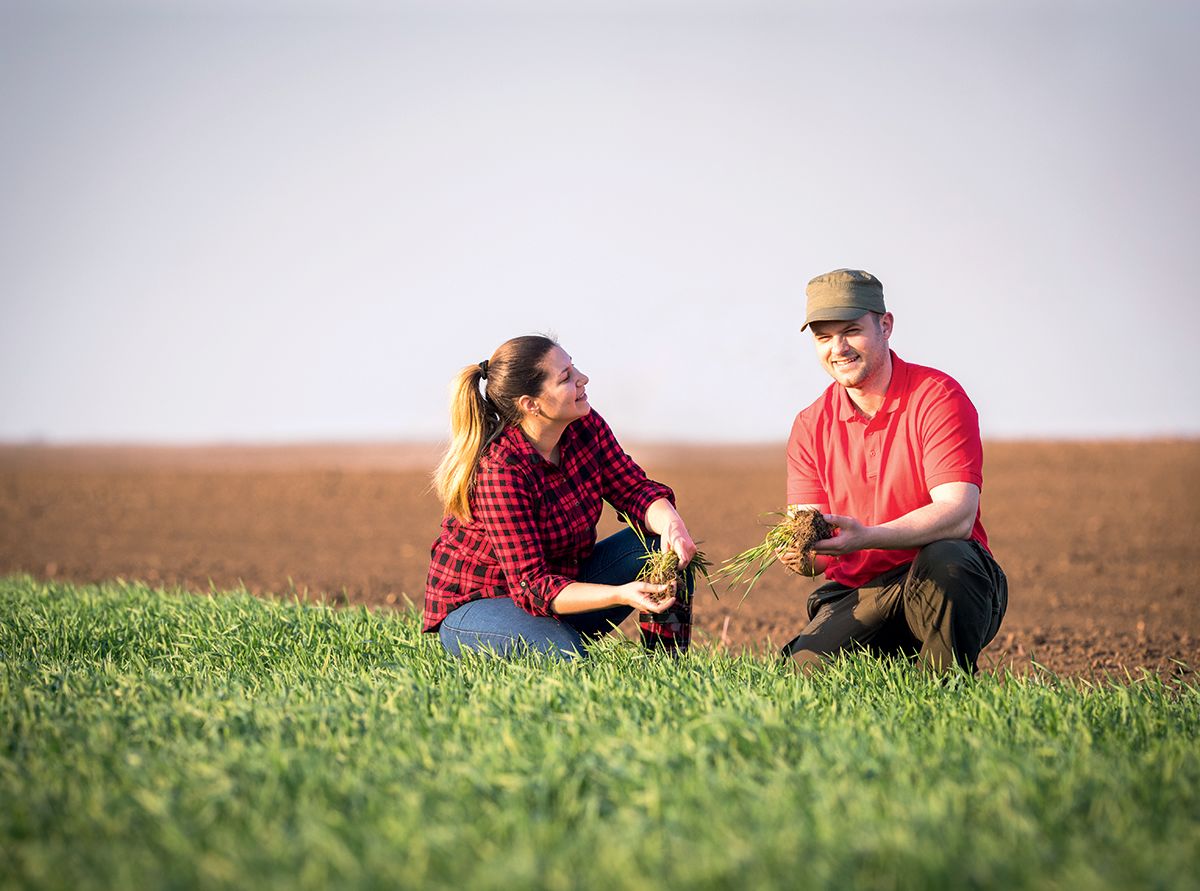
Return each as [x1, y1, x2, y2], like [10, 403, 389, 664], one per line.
[534, 346, 590, 424]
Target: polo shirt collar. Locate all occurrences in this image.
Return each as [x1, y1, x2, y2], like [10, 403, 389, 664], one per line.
[835, 350, 908, 423]
[835, 387, 860, 422]
[879, 351, 909, 416]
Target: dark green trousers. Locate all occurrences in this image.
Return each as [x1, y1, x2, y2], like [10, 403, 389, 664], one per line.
[781, 539, 1008, 674]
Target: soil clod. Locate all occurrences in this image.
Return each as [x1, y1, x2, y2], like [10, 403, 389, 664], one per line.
[784, 508, 834, 559]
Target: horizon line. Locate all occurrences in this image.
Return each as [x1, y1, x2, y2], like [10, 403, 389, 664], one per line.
[2, 433, 1198, 449]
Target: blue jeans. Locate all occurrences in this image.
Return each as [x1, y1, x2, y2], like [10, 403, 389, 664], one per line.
[438, 527, 657, 660]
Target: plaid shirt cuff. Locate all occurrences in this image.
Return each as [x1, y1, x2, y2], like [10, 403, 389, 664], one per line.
[620, 485, 675, 528]
[511, 572, 576, 617]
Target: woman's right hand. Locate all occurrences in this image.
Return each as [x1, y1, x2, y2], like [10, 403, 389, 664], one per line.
[617, 580, 675, 613]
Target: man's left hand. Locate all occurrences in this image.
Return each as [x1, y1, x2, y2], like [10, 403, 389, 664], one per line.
[811, 514, 875, 556]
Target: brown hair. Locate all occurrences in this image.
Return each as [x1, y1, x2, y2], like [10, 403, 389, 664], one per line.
[432, 334, 559, 522]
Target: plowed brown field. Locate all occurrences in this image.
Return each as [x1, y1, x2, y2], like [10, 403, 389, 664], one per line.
[2, 440, 1197, 680]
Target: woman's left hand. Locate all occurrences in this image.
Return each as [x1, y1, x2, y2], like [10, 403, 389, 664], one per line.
[645, 498, 698, 567]
[661, 520, 698, 567]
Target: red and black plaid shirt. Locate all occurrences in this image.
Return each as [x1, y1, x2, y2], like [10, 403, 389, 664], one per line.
[423, 409, 674, 632]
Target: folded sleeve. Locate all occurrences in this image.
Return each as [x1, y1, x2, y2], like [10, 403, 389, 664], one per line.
[473, 460, 575, 616]
[786, 411, 829, 509]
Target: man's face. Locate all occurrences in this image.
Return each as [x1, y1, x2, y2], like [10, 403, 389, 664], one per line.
[810, 312, 894, 390]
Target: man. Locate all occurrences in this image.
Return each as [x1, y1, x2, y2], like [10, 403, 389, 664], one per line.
[779, 268, 1007, 673]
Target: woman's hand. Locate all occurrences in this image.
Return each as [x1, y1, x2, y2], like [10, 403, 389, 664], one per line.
[616, 580, 676, 613]
[660, 520, 698, 567]
[645, 498, 698, 567]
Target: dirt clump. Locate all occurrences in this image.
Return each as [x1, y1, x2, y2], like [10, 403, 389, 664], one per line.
[783, 508, 834, 559]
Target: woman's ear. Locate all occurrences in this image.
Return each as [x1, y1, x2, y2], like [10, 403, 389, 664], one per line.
[516, 394, 540, 417]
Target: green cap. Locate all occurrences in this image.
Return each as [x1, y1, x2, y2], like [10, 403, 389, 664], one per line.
[802, 268, 886, 331]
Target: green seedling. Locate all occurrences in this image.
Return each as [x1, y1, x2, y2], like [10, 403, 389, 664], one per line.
[619, 512, 716, 604]
[714, 507, 833, 598]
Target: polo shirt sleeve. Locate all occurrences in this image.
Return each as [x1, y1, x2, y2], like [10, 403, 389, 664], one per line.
[918, 383, 985, 491]
[473, 459, 575, 617]
[786, 411, 830, 509]
[591, 412, 676, 522]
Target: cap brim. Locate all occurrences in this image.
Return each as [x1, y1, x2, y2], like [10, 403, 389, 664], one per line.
[801, 306, 874, 331]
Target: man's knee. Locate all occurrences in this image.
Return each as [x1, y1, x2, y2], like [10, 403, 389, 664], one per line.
[909, 539, 981, 595]
[784, 646, 825, 675]
[904, 540, 1004, 672]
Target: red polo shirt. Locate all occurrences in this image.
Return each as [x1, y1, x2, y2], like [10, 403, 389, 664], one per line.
[786, 352, 989, 589]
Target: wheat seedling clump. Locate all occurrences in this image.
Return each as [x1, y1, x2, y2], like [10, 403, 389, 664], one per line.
[715, 508, 834, 598]
[620, 514, 714, 609]
[637, 548, 718, 606]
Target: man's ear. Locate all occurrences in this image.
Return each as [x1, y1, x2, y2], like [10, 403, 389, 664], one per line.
[880, 311, 894, 339]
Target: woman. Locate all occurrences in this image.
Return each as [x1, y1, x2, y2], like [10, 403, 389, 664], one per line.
[425, 334, 700, 659]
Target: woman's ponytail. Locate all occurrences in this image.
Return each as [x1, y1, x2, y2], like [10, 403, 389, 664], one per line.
[431, 334, 559, 522]
[433, 364, 496, 523]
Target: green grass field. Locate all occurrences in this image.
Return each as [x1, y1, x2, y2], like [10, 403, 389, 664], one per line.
[2, 576, 1198, 891]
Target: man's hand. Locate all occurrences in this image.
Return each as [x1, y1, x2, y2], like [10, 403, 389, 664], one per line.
[811, 514, 875, 556]
[811, 484, 980, 556]
[777, 546, 828, 577]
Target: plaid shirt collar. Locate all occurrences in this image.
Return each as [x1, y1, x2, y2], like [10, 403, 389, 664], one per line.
[488, 418, 583, 469]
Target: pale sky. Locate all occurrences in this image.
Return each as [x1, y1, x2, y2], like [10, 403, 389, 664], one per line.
[2, 0, 1198, 443]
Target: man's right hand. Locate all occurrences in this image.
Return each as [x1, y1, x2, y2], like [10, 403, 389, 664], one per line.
[777, 547, 828, 578]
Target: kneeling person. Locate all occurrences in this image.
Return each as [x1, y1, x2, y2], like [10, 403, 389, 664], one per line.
[780, 269, 1007, 673]
[425, 334, 700, 659]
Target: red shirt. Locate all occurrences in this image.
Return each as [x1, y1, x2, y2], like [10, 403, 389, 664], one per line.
[423, 409, 674, 632]
[786, 352, 989, 589]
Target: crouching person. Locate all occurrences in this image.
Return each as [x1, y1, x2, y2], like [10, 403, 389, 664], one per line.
[779, 269, 1007, 673]
[424, 334, 700, 659]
